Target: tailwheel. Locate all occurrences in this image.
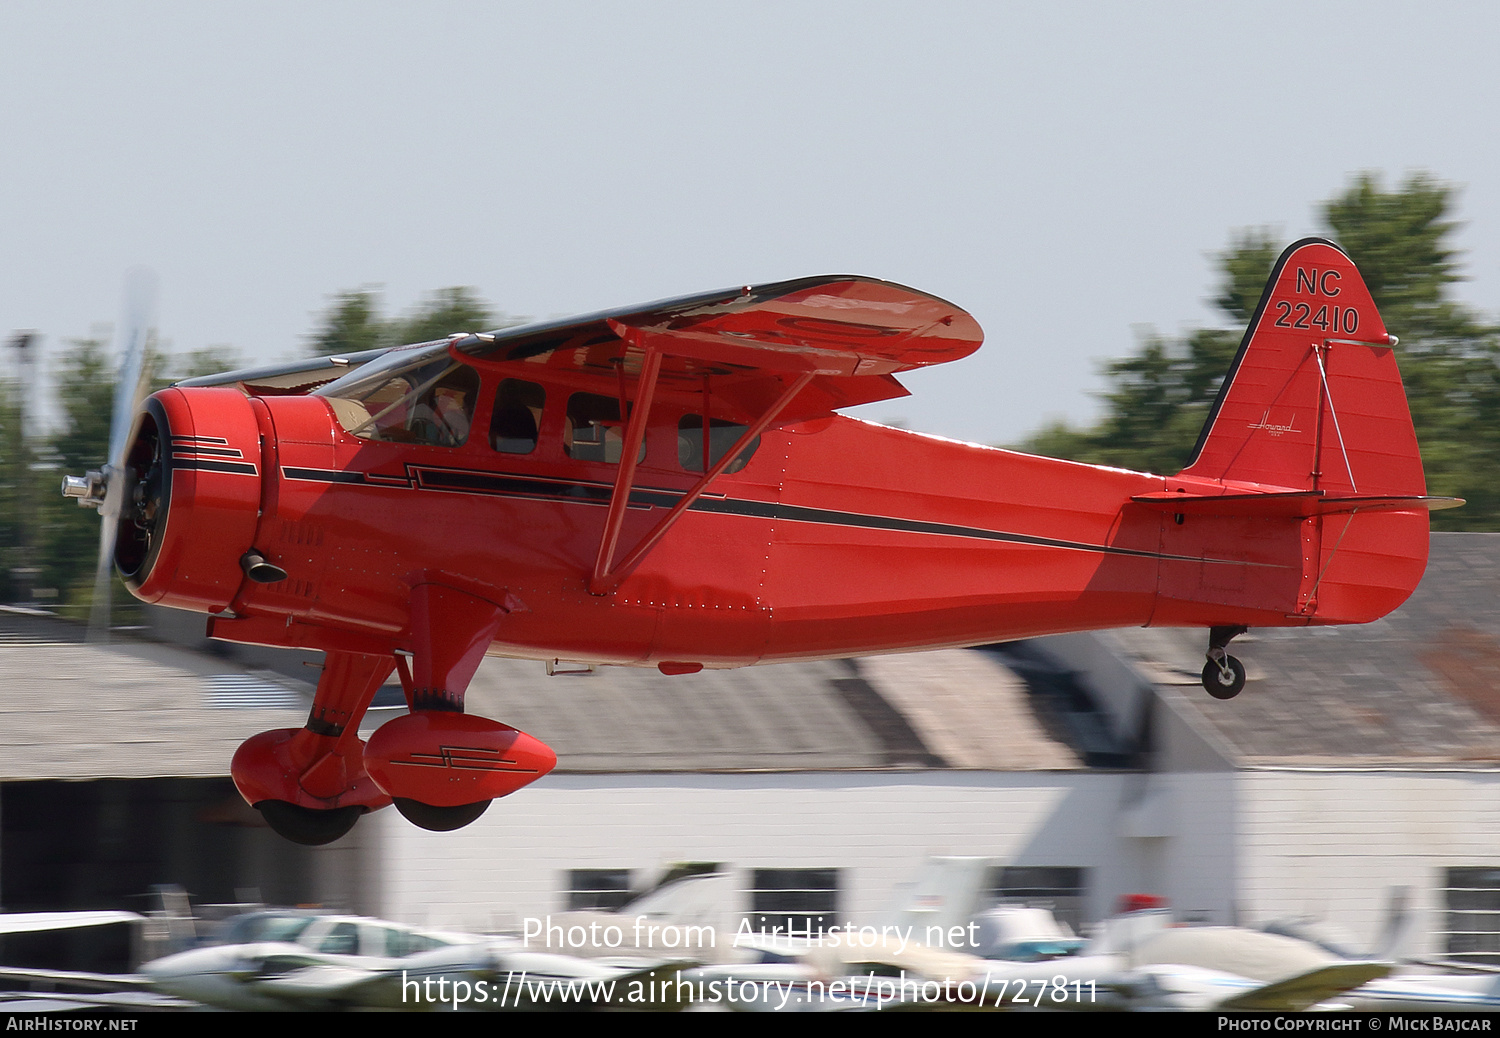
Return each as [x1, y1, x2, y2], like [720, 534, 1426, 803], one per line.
[1202, 624, 1249, 700]
[393, 797, 490, 832]
[255, 801, 363, 846]
[1201, 656, 1246, 700]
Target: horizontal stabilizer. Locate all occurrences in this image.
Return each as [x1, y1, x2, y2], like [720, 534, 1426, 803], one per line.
[1133, 491, 1464, 518]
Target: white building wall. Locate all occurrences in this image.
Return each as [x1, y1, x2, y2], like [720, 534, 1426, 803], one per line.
[378, 771, 1184, 935]
[1239, 769, 1500, 958]
[1115, 771, 1239, 924]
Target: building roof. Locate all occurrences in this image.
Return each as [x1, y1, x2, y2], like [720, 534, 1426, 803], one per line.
[0, 607, 1083, 781]
[464, 647, 1082, 773]
[0, 608, 310, 781]
[1097, 532, 1500, 767]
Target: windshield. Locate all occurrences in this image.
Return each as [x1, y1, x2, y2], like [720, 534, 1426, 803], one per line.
[314, 340, 447, 398]
[315, 343, 479, 448]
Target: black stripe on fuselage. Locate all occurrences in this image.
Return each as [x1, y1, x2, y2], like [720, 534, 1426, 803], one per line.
[682, 497, 1187, 561]
[278, 463, 1265, 566]
[282, 466, 371, 485]
[414, 468, 619, 505]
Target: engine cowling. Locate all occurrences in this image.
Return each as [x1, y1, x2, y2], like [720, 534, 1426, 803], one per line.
[118, 388, 264, 613]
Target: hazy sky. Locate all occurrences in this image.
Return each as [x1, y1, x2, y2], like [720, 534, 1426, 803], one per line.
[4, 1, 1499, 445]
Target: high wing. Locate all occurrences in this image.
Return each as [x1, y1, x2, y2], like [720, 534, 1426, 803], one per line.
[178, 275, 982, 422]
[455, 274, 982, 423]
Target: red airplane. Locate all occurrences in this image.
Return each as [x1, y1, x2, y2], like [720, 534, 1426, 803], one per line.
[64, 238, 1456, 845]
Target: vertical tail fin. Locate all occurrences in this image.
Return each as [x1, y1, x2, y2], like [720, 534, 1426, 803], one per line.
[1151, 239, 1447, 625]
[1181, 237, 1425, 497]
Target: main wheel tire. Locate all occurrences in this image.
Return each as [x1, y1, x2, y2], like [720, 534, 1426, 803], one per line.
[1201, 656, 1247, 700]
[394, 797, 490, 832]
[255, 801, 363, 845]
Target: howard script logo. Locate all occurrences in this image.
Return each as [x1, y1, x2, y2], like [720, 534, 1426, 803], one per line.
[1247, 411, 1301, 437]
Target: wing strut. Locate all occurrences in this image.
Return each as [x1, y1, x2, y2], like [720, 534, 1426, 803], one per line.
[591, 344, 664, 592]
[589, 332, 813, 594]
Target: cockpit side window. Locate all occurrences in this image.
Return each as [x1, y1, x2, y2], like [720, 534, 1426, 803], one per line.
[565, 393, 645, 464]
[324, 357, 480, 448]
[491, 379, 545, 455]
[678, 415, 759, 474]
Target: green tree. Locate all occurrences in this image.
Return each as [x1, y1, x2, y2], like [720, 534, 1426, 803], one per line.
[169, 346, 245, 382]
[1324, 174, 1471, 339]
[393, 287, 495, 344]
[307, 286, 511, 357]
[1213, 229, 1280, 324]
[308, 289, 387, 356]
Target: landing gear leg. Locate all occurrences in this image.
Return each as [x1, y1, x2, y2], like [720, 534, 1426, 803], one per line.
[232, 650, 395, 845]
[365, 583, 556, 832]
[1202, 624, 1248, 700]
